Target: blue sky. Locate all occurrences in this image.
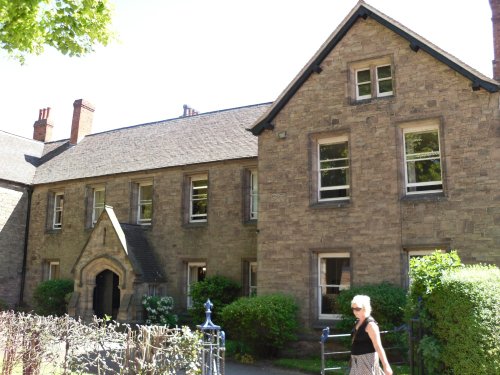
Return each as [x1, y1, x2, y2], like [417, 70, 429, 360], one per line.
[0, 0, 494, 140]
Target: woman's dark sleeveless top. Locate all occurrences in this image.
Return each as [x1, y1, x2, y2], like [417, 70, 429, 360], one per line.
[351, 316, 376, 355]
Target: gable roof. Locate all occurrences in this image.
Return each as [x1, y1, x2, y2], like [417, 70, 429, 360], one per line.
[73, 206, 165, 283]
[33, 103, 270, 185]
[0, 131, 44, 185]
[250, 1, 500, 136]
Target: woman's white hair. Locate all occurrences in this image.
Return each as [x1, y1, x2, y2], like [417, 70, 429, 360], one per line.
[351, 295, 372, 315]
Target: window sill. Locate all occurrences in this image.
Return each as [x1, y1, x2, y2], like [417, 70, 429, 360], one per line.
[351, 95, 394, 106]
[244, 219, 258, 225]
[310, 199, 350, 209]
[401, 192, 446, 203]
[312, 318, 343, 329]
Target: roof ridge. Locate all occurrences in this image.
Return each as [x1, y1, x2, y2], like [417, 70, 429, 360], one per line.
[0, 130, 43, 143]
[85, 102, 273, 138]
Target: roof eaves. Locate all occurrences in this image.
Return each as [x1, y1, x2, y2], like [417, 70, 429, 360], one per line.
[250, 3, 499, 136]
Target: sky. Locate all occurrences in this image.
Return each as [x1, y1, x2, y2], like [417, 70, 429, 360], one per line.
[0, 0, 494, 141]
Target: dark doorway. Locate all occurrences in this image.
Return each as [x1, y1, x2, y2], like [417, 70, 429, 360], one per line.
[93, 270, 120, 320]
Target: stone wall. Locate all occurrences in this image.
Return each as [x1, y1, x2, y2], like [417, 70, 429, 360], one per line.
[256, 17, 500, 327]
[0, 181, 29, 307]
[24, 158, 258, 314]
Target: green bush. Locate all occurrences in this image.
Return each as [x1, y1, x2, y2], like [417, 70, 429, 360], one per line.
[426, 265, 500, 375]
[220, 294, 299, 357]
[33, 279, 74, 316]
[336, 282, 407, 332]
[0, 298, 9, 311]
[142, 295, 178, 326]
[189, 275, 241, 324]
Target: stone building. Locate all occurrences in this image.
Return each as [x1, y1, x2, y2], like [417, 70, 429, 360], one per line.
[0, 1, 499, 328]
[251, 2, 500, 326]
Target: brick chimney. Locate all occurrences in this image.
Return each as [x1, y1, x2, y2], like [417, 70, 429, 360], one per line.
[182, 104, 198, 117]
[70, 99, 95, 144]
[33, 107, 53, 142]
[490, 0, 500, 80]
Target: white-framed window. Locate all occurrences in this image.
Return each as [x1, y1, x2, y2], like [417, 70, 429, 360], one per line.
[318, 253, 350, 319]
[190, 175, 208, 223]
[44, 260, 60, 281]
[187, 262, 206, 308]
[356, 68, 372, 100]
[53, 192, 64, 229]
[92, 187, 105, 225]
[354, 63, 393, 100]
[318, 136, 349, 201]
[250, 170, 258, 220]
[403, 125, 443, 194]
[249, 262, 257, 297]
[138, 182, 153, 224]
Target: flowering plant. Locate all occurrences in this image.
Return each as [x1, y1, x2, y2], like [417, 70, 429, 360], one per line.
[142, 295, 178, 326]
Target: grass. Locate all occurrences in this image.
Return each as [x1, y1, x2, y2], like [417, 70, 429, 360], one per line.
[273, 357, 411, 375]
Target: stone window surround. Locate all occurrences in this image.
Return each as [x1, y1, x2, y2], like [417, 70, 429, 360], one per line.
[310, 248, 352, 326]
[242, 167, 258, 223]
[85, 184, 106, 228]
[309, 130, 351, 208]
[185, 260, 207, 308]
[46, 189, 65, 231]
[129, 179, 154, 226]
[397, 117, 446, 198]
[348, 55, 395, 103]
[184, 173, 209, 224]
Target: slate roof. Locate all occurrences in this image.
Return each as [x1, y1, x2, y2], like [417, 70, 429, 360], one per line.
[33, 103, 270, 185]
[120, 223, 165, 283]
[251, 1, 500, 135]
[0, 131, 44, 185]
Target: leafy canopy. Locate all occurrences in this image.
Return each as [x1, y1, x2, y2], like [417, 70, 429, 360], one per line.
[0, 0, 114, 63]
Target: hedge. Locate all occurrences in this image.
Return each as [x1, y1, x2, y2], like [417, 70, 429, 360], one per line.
[220, 294, 299, 357]
[426, 265, 500, 375]
[33, 279, 74, 316]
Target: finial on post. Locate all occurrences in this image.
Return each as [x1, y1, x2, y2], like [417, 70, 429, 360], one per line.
[197, 298, 221, 331]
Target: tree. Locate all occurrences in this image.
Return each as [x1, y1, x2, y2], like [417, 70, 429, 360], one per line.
[0, 0, 114, 63]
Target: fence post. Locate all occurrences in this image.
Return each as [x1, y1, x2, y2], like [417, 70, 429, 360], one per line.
[197, 299, 225, 375]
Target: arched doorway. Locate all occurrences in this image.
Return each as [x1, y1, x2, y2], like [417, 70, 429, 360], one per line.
[93, 269, 120, 320]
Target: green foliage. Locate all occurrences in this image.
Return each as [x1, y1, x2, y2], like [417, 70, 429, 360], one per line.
[0, 0, 115, 63]
[33, 279, 73, 316]
[142, 295, 178, 326]
[425, 265, 500, 375]
[405, 250, 462, 324]
[189, 275, 241, 323]
[220, 294, 299, 357]
[418, 335, 443, 375]
[336, 282, 407, 332]
[0, 298, 8, 311]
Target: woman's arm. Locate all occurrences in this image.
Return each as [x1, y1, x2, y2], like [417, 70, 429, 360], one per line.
[366, 322, 393, 375]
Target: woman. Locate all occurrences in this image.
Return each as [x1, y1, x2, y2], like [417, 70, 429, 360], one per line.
[350, 295, 393, 375]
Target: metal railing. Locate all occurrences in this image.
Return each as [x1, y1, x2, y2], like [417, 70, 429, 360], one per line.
[320, 325, 407, 375]
[197, 299, 225, 375]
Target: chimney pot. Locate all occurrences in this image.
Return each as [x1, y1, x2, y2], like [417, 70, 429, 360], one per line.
[33, 106, 54, 142]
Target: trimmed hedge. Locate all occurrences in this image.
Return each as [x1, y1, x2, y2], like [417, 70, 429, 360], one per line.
[220, 294, 299, 357]
[426, 265, 500, 375]
[33, 279, 74, 316]
[189, 275, 241, 323]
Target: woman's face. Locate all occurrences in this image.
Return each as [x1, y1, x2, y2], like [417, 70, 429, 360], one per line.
[351, 304, 366, 318]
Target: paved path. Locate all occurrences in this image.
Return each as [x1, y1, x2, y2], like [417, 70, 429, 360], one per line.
[225, 361, 308, 375]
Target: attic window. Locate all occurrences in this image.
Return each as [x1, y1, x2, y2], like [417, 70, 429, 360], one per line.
[351, 57, 394, 101]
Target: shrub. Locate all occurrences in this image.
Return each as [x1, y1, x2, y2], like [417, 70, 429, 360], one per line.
[189, 275, 241, 323]
[335, 282, 407, 332]
[33, 279, 74, 316]
[220, 294, 299, 357]
[426, 265, 500, 375]
[0, 298, 9, 311]
[142, 295, 178, 326]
